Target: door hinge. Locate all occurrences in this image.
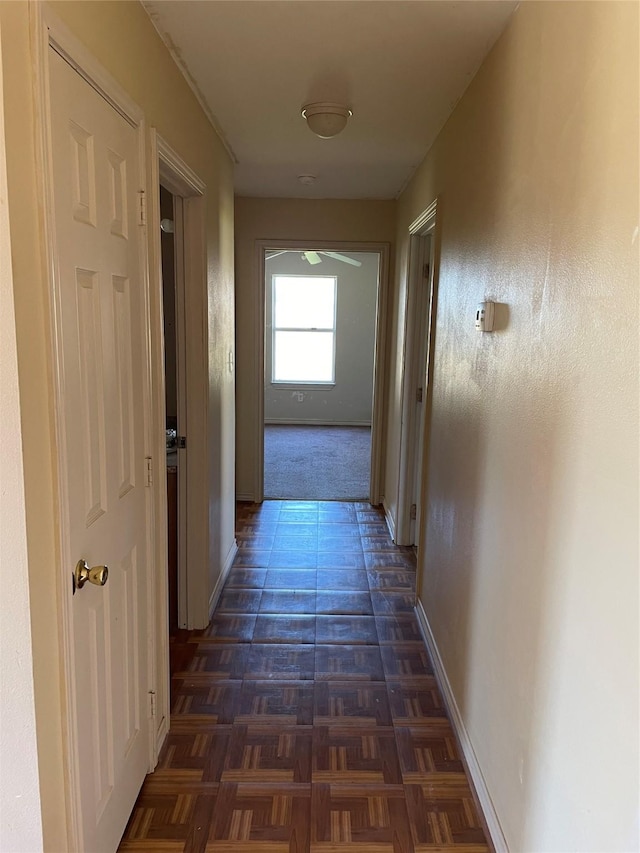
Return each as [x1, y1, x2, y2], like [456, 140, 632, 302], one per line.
[410, 504, 417, 520]
[148, 691, 156, 719]
[177, 436, 187, 449]
[138, 190, 147, 226]
[145, 456, 153, 487]
[423, 263, 430, 279]
[416, 387, 423, 403]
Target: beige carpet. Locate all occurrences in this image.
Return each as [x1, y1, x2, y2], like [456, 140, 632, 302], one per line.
[264, 425, 371, 500]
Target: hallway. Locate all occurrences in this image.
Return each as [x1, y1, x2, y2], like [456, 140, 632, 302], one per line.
[119, 501, 488, 851]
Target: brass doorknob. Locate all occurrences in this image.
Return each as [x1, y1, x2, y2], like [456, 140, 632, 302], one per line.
[74, 559, 109, 593]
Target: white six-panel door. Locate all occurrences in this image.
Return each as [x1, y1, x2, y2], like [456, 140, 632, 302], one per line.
[48, 47, 150, 853]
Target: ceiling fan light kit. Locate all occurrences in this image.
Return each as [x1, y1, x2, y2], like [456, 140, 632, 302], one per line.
[301, 102, 353, 138]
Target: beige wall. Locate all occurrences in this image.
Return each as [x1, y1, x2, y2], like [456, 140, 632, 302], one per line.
[235, 197, 395, 498]
[0, 20, 43, 850]
[389, 2, 639, 849]
[0, 2, 235, 848]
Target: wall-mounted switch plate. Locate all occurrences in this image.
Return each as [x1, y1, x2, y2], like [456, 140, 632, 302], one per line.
[475, 301, 495, 332]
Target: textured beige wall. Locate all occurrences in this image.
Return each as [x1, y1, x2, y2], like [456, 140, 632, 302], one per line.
[235, 197, 395, 498]
[0, 2, 235, 848]
[390, 2, 639, 849]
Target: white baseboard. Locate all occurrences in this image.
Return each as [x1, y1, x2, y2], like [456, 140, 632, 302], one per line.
[382, 497, 396, 541]
[236, 492, 255, 503]
[414, 599, 508, 853]
[208, 539, 238, 620]
[264, 419, 371, 427]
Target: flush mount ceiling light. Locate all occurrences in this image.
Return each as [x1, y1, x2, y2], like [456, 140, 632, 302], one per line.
[301, 102, 353, 139]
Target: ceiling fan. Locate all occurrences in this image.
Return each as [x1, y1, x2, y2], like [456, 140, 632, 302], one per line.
[265, 250, 362, 268]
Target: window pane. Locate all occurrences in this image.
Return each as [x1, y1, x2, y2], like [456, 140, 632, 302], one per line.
[273, 331, 334, 382]
[274, 276, 335, 329]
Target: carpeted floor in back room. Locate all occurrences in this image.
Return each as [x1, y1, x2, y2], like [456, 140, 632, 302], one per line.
[264, 425, 371, 501]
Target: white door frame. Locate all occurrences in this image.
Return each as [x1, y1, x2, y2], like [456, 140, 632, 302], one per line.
[149, 131, 209, 638]
[33, 6, 156, 848]
[395, 200, 439, 547]
[254, 239, 390, 505]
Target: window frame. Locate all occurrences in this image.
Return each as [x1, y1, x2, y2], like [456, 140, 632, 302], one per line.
[270, 273, 338, 386]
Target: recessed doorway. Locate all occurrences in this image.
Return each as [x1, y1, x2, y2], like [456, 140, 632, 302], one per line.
[261, 248, 385, 501]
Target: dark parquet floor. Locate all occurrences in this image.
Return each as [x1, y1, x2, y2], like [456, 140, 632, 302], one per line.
[119, 501, 490, 853]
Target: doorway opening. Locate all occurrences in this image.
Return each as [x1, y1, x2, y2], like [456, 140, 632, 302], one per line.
[159, 185, 184, 634]
[255, 241, 390, 505]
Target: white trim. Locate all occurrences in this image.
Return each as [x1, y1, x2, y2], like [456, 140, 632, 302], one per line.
[33, 6, 154, 847]
[236, 493, 255, 503]
[150, 131, 210, 631]
[255, 239, 390, 506]
[264, 419, 372, 427]
[414, 600, 508, 853]
[208, 541, 238, 619]
[396, 199, 439, 547]
[382, 498, 397, 542]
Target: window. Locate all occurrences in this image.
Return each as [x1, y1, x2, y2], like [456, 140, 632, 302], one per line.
[272, 275, 337, 383]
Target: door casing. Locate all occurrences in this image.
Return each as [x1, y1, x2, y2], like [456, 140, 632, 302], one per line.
[395, 200, 440, 554]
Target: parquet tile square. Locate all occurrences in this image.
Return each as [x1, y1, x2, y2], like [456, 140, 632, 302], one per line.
[317, 552, 366, 570]
[170, 680, 241, 724]
[365, 552, 416, 571]
[317, 535, 364, 553]
[312, 726, 402, 784]
[238, 681, 314, 726]
[316, 616, 379, 645]
[316, 591, 373, 615]
[269, 550, 318, 569]
[264, 569, 317, 589]
[122, 790, 218, 848]
[246, 644, 316, 680]
[223, 724, 312, 783]
[120, 501, 489, 853]
[375, 617, 424, 644]
[380, 644, 434, 680]
[395, 726, 465, 783]
[202, 615, 257, 643]
[276, 522, 318, 537]
[311, 783, 414, 851]
[253, 615, 316, 644]
[217, 590, 263, 614]
[314, 682, 392, 727]
[157, 728, 231, 782]
[273, 533, 318, 551]
[367, 570, 416, 592]
[404, 784, 488, 849]
[208, 782, 310, 850]
[370, 592, 417, 616]
[225, 568, 268, 589]
[232, 550, 272, 568]
[260, 590, 317, 614]
[316, 569, 369, 590]
[386, 680, 447, 724]
[236, 533, 276, 550]
[315, 645, 385, 681]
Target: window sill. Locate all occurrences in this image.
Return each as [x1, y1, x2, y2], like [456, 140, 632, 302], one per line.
[270, 382, 336, 388]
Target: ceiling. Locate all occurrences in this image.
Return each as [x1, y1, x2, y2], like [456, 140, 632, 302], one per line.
[143, 1, 517, 199]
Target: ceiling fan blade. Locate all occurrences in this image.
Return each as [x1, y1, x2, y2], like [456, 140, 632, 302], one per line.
[304, 251, 323, 265]
[320, 251, 362, 267]
[265, 250, 288, 260]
